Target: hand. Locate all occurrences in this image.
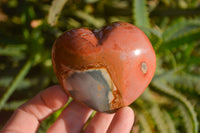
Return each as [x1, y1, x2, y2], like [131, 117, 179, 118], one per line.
[1, 85, 134, 133]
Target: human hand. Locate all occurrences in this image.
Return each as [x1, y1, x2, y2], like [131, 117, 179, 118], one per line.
[1, 85, 134, 133]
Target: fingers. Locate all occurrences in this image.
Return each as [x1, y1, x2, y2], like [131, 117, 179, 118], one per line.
[21, 85, 69, 120]
[0, 109, 39, 133]
[1, 84, 134, 133]
[1, 85, 69, 133]
[107, 107, 134, 133]
[84, 112, 114, 133]
[84, 107, 134, 133]
[47, 101, 92, 133]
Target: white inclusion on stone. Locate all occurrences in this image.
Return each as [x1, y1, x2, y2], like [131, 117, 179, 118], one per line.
[108, 91, 114, 104]
[100, 69, 112, 88]
[141, 62, 147, 74]
[108, 83, 117, 104]
[100, 69, 116, 104]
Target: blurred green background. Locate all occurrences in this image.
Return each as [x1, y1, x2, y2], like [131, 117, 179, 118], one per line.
[0, 0, 200, 132]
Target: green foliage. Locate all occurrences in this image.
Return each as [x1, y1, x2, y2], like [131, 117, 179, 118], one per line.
[162, 110, 176, 133]
[151, 79, 198, 133]
[0, 60, 32, 110]
[133, 0, 150, 28]
[137, 112, 152, 133]
[0, 0, 200, 132]
[48, 0, 69, 26]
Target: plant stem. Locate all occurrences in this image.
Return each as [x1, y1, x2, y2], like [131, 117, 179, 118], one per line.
[0, 59, 32, 110]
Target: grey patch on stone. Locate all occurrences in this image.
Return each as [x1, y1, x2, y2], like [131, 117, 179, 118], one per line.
[66, 68, 113, 112]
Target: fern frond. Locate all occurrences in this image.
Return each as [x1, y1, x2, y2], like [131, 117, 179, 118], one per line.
[151, 80, 199, 133]
[172, 73, 200, 95]
[177, 103, 194, 133]
[133, 98, 155, 131]
[155, 70, 200, 95]
[140, 89, 169, 133]
[162, 18, 200, 42]
[159, 17, 200, 50]
[160, 27, 200, 50]
[163, 110, 176, 133]
[157, 17, 200, 52]
[162, 17, 186, 41]
[149, 105, 168, 133]
[137, 112, 152, 133]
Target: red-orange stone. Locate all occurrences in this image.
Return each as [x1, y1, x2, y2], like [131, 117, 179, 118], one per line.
[52, 22, 156, 112]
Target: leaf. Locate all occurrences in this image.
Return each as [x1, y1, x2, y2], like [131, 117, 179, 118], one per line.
[162, 17, 187, 41]
[159, 18, 200, 50]
[73, 10, 105, 28]
[151, 80, 199, 133]
[167, 73, 200, 95]
[0, 77, 33, 90]
[162, 18, 200, 41]
[133, 98, 156, 132]
[178, 103, 194, 133]
[141, 27, 162, 38]
[154, 68, 200, 96]
[3, 100, 27, 110]
[0, 59, 32, 110]
[0, 44, 26, 56]
[140, 89, 169, 133]
[137, 112, 152, 133]
[160, 27, 200, 50]
[47, 0, 68, 26]
[163, 110, 176, 133]
[133, 0, 150, 28]
[149, 105, 168, 133]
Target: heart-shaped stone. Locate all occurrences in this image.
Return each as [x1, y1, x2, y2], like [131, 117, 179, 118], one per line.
[52, 22, 156, 113]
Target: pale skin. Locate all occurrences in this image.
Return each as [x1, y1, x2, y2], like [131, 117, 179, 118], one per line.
[1, 85, 134, 133]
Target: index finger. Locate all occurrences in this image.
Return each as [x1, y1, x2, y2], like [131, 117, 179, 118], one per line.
[1, 85, 69, 133]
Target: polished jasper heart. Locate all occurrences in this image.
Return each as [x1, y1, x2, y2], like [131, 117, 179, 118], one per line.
[52, 22, 156, 113]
